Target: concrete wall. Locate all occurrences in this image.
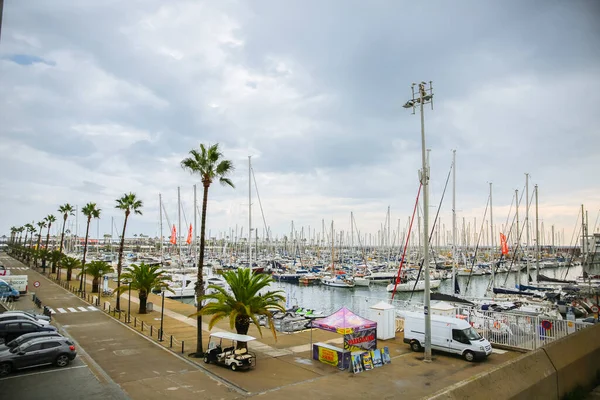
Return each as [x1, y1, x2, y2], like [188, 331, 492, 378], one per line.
[428, 323, 600, 400]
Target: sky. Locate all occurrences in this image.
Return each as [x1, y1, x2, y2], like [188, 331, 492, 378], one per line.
[1, 0, 599, 248]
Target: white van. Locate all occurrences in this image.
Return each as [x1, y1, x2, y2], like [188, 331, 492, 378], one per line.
[402, 311, 492, 362]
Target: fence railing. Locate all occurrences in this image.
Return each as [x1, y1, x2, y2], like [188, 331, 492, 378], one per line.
[351, 294, 591, 351]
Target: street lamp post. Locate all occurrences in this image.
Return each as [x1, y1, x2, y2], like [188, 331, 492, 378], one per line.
[127, 281, 132, 323]
[159, 288, 165, 341]
[404, 81, 434, 362]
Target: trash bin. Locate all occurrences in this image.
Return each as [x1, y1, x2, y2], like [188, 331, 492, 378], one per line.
[146, 302, 153, 312]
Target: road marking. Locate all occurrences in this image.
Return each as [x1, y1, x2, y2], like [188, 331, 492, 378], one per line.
[77, 307, 88, 312]
[87, 306, 98, 311]
[57, 308, 67, 313]
[67, 307, 78, 312]
[0, 365, 87, 381]
[47, 308, 55, 314]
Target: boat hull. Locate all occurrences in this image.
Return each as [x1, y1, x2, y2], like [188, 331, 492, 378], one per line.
[386, 279, 441, 292]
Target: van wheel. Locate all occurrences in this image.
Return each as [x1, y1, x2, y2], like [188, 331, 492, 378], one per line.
[230, 363, 237, 371]
[410, 341, 422, 352]
[0, 362, 11, 377]
[463, 351, 475, 362]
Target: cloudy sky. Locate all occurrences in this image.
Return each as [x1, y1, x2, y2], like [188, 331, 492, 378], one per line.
[1, 0, 599, 248]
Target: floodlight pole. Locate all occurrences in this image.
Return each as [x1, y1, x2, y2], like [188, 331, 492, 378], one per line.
[405, 81, 434, 362]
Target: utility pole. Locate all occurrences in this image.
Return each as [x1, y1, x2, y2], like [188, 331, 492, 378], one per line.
[403, 81, 434, 362]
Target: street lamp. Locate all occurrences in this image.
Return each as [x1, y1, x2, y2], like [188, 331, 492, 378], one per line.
[159, 287, 165, 341]
[404, 81, 434, 362]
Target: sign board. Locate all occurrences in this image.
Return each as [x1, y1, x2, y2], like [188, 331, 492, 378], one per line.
[592, 305, 599, 313]
[33, 281, 40, 288]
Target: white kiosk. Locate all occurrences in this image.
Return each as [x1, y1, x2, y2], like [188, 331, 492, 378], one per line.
[369, 301, 395, 340]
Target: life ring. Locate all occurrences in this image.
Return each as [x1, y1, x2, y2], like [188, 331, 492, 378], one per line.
[456, 314, 467, 320]
[493, 321, 501, 329]
[541, 320, 552, 330]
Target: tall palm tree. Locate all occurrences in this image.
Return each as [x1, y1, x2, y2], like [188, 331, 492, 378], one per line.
[197, 268, 285, 344]
[35, 221, 47, 266]
[115, 193, 143, 311]
[57, 204, 75, 275]
[78, 260, 112, 293]
[44, 214, 56, 251]
[62, 255, 81, 282]
[79, 203, 101, 292]
[181, 143, 235, 356]
[9, 227, 17, 245]
[116, 263, 172, 314]
[24, 223, 35, 262]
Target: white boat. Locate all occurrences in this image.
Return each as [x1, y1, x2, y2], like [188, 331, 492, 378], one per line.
[322, 275, 355, 288]
[365, 270, 397, 284]
[353, 276, 370, 286]
[386, 279, 441, 292]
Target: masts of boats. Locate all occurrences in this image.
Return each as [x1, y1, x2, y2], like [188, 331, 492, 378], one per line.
[321, 221, 355, 288]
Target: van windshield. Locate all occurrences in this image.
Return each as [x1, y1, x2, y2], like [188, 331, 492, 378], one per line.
[463, 327, 481, 341]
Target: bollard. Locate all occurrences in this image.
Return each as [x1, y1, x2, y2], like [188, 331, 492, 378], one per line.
[108, 304, 111, 313]
[150, 325, 153, 337]
[134, 317, 137, 327]
[141, 321, 144, 331]
[170, 335, 173, 348]
[181, 341, 184, 354]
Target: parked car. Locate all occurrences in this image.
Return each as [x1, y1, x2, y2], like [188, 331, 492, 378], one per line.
[0, 313, 50, 326]
[2, 310, 51, 323]
[0, 331, 63, 351]
[0, 320, 57, 344]
[0, 336, 77, 376]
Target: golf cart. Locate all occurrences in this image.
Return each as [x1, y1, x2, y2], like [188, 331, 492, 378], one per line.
[204, 332, 257, 371]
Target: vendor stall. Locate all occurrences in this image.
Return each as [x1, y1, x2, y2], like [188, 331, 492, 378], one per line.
[311, 307, 377, 370]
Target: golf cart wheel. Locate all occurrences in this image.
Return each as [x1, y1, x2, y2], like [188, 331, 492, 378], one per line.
[203, 355, 210, 364]
[463, 351, 475, 362]
[410, 341, 422, 352]
[55, 354, 70, 368]
[230, 363, 237, 371]
[0, 362, 11, 377]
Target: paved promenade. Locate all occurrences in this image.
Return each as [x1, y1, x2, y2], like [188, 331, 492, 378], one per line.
[2, 254, 521, 399]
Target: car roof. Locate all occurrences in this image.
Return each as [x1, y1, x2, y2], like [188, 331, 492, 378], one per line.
[21, 336, 70, 346]
[0, 319, 43, 326]
[14, 332, 62, 341]
[208, 332, 256, 342]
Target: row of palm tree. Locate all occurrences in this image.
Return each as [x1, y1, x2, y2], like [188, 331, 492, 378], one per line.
[8, 143, 283, 355]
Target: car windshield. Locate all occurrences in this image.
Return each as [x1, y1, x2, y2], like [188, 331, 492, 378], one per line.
[463, 327, 481, 341]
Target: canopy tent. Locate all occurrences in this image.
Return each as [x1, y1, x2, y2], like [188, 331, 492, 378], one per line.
[312, 306, 377, 334]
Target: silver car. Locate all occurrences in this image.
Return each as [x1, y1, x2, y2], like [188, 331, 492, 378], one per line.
[0, 336, 77, 376]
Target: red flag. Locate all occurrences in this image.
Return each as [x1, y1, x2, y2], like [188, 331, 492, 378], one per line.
[186, 224, 193, 245]
[170, 225, 177, 244]
[500, 233, 509, 255]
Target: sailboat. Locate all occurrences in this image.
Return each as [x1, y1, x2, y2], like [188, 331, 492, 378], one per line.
[321, 221, 355, 288]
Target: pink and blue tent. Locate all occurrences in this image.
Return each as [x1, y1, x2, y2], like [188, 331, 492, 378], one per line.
[312, 306, 377, 334]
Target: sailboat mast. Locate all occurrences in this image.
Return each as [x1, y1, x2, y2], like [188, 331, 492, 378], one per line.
[535, 185, 540, 282]
[159, 193, 163, 263]
[178, 186, 182, 267]
[451, 150, 457, 294]
[525, 173, 530, 283]
[248, 156, 252, 267]
[515, 189, 520, 286]
[489, 182, 494, 288]
[331, 220, 335, 276]
[193, 184, 197, 265]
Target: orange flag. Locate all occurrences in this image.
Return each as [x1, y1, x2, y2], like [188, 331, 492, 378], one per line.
[170, 225, 177, 244]
[500, 233, 509, 255]
[186, 224, 193, 245]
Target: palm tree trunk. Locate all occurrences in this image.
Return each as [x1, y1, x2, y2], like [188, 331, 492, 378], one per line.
[56, 215, 67, 275]
[139, 290, 147, 314]
[67, 267, 73, 281]
[79, 218, 91, 291]
[194, 183, 210, 357]
[36, 228, 43, 267]
[92, 277, 99, 293]
[45, 224, 52, 253]
[116, 213, 129, 311]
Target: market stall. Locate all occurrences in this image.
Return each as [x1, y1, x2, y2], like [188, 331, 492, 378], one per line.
[311, 306, 377, 370]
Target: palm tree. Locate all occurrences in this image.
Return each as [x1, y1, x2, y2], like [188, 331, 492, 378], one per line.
[115, 193, 143, 311]
[197, 268, 285, 345]
[25, 223, 36, 263]
[62, 256, 81, 282]
[57, 204, 75, 275]
[78, 260, 112, 293]
[49, 250, 62, 275]
[35, 221, 47, 266]
[116, 263, 172, 314]
[44, 214, 56, 251]
[181, 143, 235, 356]
[79, 203, 101, 292]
